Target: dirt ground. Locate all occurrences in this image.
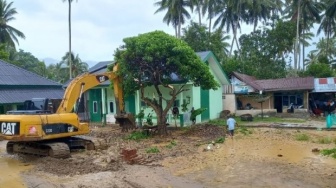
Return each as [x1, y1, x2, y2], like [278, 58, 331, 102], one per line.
[1, 122, 336, 188]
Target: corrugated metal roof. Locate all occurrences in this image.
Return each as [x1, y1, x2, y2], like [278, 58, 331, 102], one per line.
[88, 61, 114, 73]
[313, 77, 336, 92]
[232, 72, 262, 90]
[233, 71, 314, 92]
[255, 77, 314, 91]
[196, 51, 210, 61]
[0, 59, 61, 86]
[0, 88, 64, 104]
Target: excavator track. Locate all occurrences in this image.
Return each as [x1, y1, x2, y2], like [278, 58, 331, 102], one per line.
[73, 136, 108, 150]
[5, 136, 107, 158]
[6, 141, 70, 158]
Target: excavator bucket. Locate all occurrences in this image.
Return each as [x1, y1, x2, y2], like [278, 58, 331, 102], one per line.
[115, 113, 136, 132]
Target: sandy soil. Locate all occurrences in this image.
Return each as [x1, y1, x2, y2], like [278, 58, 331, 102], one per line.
[1, 123, 336, 188]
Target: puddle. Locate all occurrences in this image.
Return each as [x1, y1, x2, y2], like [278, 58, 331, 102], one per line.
[0, 142, 32, 188]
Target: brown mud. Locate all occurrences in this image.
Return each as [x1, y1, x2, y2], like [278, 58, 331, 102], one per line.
[0, 123, 335, 188]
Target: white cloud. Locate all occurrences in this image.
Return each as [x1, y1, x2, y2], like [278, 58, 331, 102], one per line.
[10, 0, 175, 65]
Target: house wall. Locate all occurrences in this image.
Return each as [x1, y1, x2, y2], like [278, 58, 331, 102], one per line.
[223, 94, 236, 113]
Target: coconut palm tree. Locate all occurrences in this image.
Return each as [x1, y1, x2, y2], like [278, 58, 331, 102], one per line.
[318, 0, 336, 57]
[154, 0, 192, 38]
[202, 0, 218, 34]
[190, 0, 204, 25]
[284, 0, 323, 70]
[62, 0, 77, 79]
[61, 52, 88, 78]
[0, 0, 25, 49]
[214, 0, 242, 56]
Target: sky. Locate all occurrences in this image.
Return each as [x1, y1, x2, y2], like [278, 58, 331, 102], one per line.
[10, 0, 179, 67]
[10, 0, 321, 69]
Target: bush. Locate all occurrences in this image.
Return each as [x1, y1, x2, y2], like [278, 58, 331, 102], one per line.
[317, 137, 332, 144]
[125, 131, 149, 141]
[320, 148, 336, 159]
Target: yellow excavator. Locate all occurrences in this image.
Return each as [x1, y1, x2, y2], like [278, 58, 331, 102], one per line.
[0, 64, 135, 158]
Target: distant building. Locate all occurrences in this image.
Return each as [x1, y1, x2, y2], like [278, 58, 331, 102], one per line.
[0, 60, 64, 114]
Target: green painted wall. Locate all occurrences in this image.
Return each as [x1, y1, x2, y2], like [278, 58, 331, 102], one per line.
[200, 89, 210, 121]
[89, 89, 102, 122]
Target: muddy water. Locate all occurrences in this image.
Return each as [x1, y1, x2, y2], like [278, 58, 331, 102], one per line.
[0, 141, 31, 188]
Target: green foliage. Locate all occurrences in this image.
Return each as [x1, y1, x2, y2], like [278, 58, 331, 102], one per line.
[181, 96, 190, 112]
[146, 113, 153, 126]
[215, 137, 225, 143]
[115, 31, 219, 95]
[114, 31, 219, 131]
[317, 137, 332, 144]
[135, 109, 145, 120]
[320, 148, 336, 159]
[208, 119, 227, 126]
[146, 147, 160, 153]
[181, 21, 230, 61]
[295, 134, 310, 141]
[238, 125, 252, 135]
[190, 108, 207, 121]
[303, 63, 334, 78]
[126, 131, 149, 141]
[166, 140, 177, 149]
[236, 20, 296, 79]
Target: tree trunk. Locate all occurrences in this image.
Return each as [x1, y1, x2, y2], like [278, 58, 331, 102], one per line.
[294, 0, 301, 70]
[68, 0, 72, 79]
[198, 7, 202, 25]
[157, 110, 168, 135]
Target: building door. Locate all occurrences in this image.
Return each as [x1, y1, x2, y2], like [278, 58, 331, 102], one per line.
[274, 96, 283, 113]
[200, 89, 210, 121]
[89, 89, 102, 122]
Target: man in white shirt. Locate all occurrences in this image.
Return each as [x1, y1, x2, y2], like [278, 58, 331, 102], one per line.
[226, 115, 238, 140]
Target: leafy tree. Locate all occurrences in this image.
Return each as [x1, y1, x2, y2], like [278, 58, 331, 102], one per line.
[46, 62, 68, 83]
[9, 49, 47, 76]
[318, 0, 336, 53]
[0, 0, 25, 49]
[236, 20, 296, 79]
[181, 21, 230, 61]
[114, 31, 219, 135]
[303, 63, 334, 77]
[0, 43, 9, 61]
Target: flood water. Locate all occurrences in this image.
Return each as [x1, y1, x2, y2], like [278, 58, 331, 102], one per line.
[0, 141, 31, 188]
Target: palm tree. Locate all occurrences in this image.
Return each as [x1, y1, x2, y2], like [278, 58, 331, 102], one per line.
[318, 0, 336, 57]
[154, 0, 192, 38]
[61, 52, 88, 78]
[190, 0, 204, 25]
[0, 0, 25, 49]
[214, 0, 242, 56]
[245, 0, 283, 32]
[284, 0, 323, 70]
[62, 0, 77, 79]
[202, 0, 218, 34]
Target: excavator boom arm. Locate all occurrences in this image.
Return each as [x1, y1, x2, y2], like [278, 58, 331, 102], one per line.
[56, 64, 124, 114]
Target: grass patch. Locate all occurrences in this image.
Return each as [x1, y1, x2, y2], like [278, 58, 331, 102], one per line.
[238, 125, 253, 135]
[320, 148, 336, 159]
[166, 140, 177, 149]
[295, 133, 310, 141]
[146, 147, 160, 153]
[208, 119, 226, 126]
[215, 137, 225, 143]
[317, 137, 332, 144]
[125, 131, 149, 141]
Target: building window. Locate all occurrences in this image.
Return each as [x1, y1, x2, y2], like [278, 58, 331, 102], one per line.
[109, 101, 114, 113]
[174, 100, 180, 107]
[93, 101, 98, 113]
